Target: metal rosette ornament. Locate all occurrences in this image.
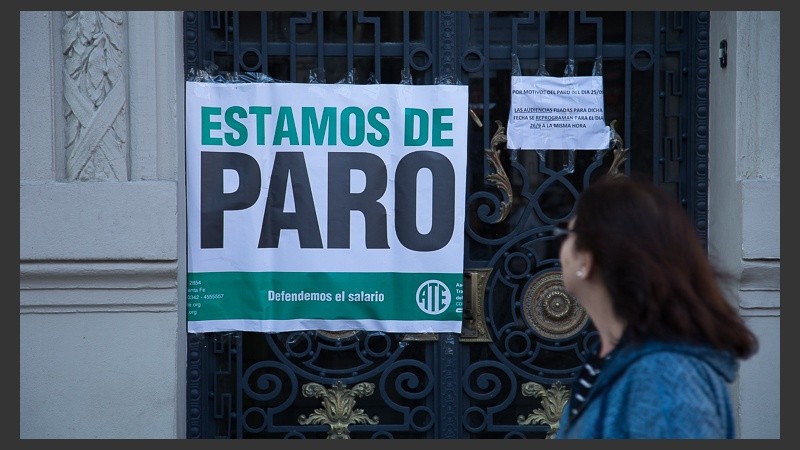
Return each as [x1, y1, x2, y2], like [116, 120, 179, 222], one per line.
[521, 271, 588, 341]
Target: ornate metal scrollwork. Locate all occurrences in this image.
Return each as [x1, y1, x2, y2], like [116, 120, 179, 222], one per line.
[298, 380, 379, 439]
[517, 380, 570, 439]
[607, 119, 629, 178]
[484, 120, 512, 224]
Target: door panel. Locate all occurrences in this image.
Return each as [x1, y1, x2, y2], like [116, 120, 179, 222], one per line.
[184, 11, 709, 438]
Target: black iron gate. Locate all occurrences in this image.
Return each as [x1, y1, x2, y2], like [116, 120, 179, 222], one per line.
[184, 11, 709, 438]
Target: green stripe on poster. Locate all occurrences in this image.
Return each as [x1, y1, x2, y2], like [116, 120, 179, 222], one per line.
[187, 272, 464, 323]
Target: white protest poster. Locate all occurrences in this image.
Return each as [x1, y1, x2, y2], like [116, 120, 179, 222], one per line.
[185, 81, 468, 334]
[507, 76, 611, 150]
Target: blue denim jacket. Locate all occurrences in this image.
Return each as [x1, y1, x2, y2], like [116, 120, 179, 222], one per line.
[555, 339, 739, 439]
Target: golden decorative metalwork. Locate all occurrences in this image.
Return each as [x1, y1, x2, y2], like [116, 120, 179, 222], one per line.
[518, 380, 571, 439]
[521, 271, 588, 340]
[316, 330, 358, 340]
[469, 109, 483, 127]
[298, 380, 379, 439]
[607, 119, 629, 178]
[484, 120, 512, 223]
[401, 332, 439, 342]
[459, 269, 492, 342]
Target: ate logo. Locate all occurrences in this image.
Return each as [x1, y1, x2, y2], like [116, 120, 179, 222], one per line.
[416, 280, 451, 315]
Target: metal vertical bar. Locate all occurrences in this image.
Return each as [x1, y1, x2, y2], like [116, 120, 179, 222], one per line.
[437, 10, 460, 437]
[538, 11, 547, 74]
[260, 12, 269, 74]
[357, 12, 381, 82]
[511, 12, 535, 68]
[425, 12, 434, 84]
[678, 12, 690, 204]
[664, 12, 685, 187]
[440, 11, 456, 82]
[232, 12, 240, 72]
[403, 11, 410, 72]
[317, 11, 325, 74]
[624, 12, 632, 174]
[347, 12, 354, 77]
[652, 12, 662, 183]
[186, 334, 202, 437]
[289, 12, 313, 82]
[289, 16, 297, 82]
[482, 12, 491, 148]
[579, 12, 605, 185]
[689, 12, 710, 248]
[568, 11, 575, 62]
[683, 13, 691, 198]
[184, 12, 208, 436]
[235, 332, 243, 438]
[580, 11, 603, 58]
[437, 334, 460, 438]
[183, 12, 198, 72]
[215, 11, 230, 58]
[433, 12, 441, 82]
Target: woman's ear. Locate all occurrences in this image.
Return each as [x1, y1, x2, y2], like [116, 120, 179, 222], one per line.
[576, 249, 594, 279]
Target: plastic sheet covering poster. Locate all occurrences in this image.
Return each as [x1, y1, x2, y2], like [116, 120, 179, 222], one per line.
[507, 75, 611, 150]
[185, 81, 468, 333]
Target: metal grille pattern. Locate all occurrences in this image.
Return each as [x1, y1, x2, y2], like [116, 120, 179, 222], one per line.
[185, 11, 708, 438]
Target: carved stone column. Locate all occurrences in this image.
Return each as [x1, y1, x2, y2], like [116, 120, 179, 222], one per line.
[62, 11, 128, 181]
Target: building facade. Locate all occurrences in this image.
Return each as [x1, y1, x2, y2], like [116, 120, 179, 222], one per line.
[19, 11, 779, 438]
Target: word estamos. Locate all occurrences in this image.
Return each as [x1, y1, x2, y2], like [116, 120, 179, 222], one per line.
[200, 105, 455, 147]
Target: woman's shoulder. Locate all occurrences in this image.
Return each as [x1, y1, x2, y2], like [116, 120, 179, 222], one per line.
[610, 339, 739, 385]
[599, 340, 737, 438]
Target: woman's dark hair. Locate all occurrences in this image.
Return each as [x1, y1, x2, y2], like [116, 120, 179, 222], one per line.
[572, 175, 758, 358]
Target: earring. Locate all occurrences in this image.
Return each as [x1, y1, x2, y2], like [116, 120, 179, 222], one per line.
[576, 269, 585, 279]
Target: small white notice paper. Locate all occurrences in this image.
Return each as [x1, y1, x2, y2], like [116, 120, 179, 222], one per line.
[507, 76, 611, 150]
